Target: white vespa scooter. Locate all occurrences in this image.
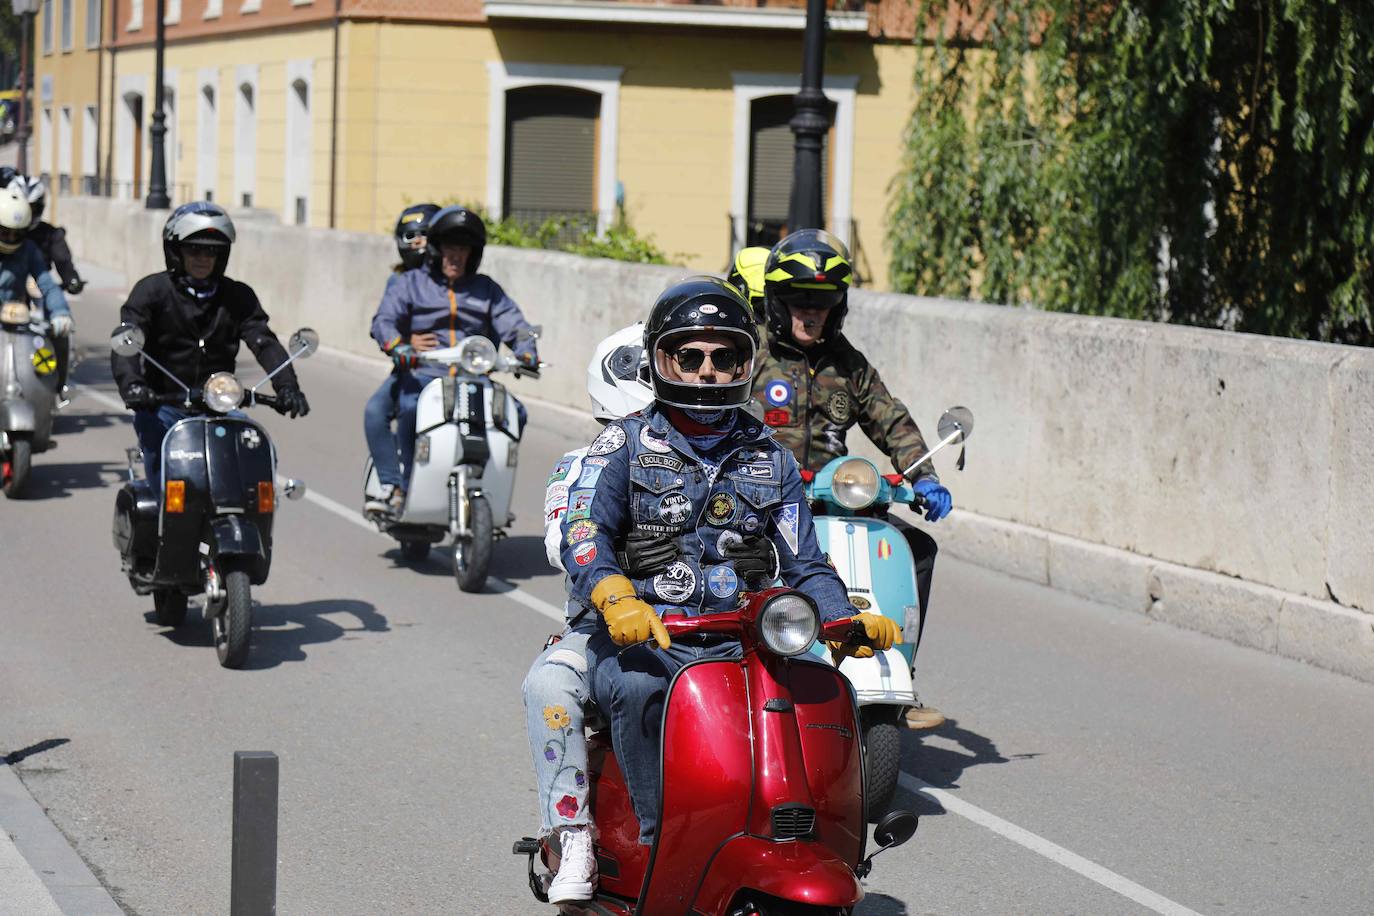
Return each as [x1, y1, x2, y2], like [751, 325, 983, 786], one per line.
[363, 332, 542, 592]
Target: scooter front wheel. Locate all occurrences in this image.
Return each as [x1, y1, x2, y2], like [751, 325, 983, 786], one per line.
[452, 495, 493, 593]
[213, 568, 253, 669]
[2, 435, 31, 498]
[862, 718, 903, 823]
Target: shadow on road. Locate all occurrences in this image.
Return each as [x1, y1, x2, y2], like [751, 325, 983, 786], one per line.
[2, 738, 71, 766]
[51, 409, 125, 435]
[20, 460, 123, 498]
[381, 534, 558, 583]
[146, 598, 389, 669]
[855, 894, 909, 915]
[895, 717, 1042, 817]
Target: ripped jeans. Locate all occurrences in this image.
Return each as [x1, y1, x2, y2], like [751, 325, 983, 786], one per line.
[522, 630, 597, 837]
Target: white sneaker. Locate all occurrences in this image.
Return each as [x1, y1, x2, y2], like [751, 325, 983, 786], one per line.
[547, 826, 597, 905]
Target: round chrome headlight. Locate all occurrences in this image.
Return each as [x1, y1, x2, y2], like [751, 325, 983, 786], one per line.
[457, 336, 498, 376]
[202, 372, 243, 413]
[831, 457, 880, 510]
[758, 593, 820, 657]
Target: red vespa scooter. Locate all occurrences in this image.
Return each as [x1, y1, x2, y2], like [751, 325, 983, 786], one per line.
[514, 588, 920, 916]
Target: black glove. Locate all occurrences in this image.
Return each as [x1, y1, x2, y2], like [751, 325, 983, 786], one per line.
[616, 530, 681, 579]
[65, 276, 85, 295]
[274, 387, 310, 418]
[122, 383, 156, 410]
[719, 531, 778, 590]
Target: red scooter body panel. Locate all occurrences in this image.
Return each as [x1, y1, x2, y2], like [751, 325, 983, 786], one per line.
[790, 659, 866, 866]
[638, 659, 753, 915]
[692, 835, 864, 914]
[584, 734, 651, 899]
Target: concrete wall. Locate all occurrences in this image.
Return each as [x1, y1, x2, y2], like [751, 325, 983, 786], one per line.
[62, 196, 1374, 681]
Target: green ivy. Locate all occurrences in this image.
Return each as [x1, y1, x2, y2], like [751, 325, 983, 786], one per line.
[421, 198, 672, 265]
[889, 0, 1374, 344]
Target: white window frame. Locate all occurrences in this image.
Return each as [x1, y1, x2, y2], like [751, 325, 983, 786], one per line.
[127, 0, 143, 31]
[203, 0, 222, 18]
[486, 61, 622, 235]
[82, 104, 98, 184]
[60, 0, 73, 51]
[159, 68, 178, 197]
[58, 105, 72, 179]
[239, 0, 261, 13]
[196, 69, 218, 201]
[85, 0, 100, 48]
[42, 0, 54, 53]
[115, 74, 147, 198]
[164, 0, 181, 25]
[729, 71, 857, 250]
[283, 59, 312, 224]
[39, 107, 53, 178]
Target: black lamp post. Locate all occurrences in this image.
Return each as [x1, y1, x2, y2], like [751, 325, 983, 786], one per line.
[11, 0, 38, 175]
[145, 0, 170, 208]
[786, 0, 831, 233]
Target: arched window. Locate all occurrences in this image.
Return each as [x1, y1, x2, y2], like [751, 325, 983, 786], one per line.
[234, 78, 256, 207]
[197, 80, 217, 201]
[285, 72, 312, 225]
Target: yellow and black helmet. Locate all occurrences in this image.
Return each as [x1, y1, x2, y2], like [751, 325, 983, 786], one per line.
[725, 246, 770, 320]
[763, 228, 853, 346]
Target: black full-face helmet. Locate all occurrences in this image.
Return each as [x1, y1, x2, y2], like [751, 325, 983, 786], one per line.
[394, 203, 439, 270]
[763, 228, 854, 347]
[643, 276, 759, 411]
[162, 201, 236, 281]
[425, 206, 487, 277]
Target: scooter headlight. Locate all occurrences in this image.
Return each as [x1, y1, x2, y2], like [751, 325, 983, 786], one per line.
[202, 372, 243, 413]
[758, 592, 820, 657]
[456, 336, 498, 376]
[831, 457, 880, 510]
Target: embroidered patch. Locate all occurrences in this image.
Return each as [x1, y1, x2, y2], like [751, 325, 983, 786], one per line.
[828, 390, 854, 424]
[735, 462, 774, 479]
[716, 529, 743, 556]
[877, 538, 893, 560]
[566, 520, 598, 545]
[773, 502, 800, 555]
[764, 408, 791, 427]
[707, 565, 739, 598]
[548, 455, 577, 485]
[657, 492, 692, 526]
[544, 484, 570, 517]
[742, 514, 761, 533]
[653, 561, 696, 603]
[637, 453, 684, 472]
[544, 705, 571, 729]
[850, 595, 872, 610]
[567, 489, 595, 521]
[573, 542, 597, 566]
[706, 492, 736, 526]
[583, 456, 610, 468]
[639, 426, 672, 453]
[588, 425, 627, 456]
[764, 380, 793, 407]
[556, 795, 579, 819]
[576, 464, 604, 488]
[636, 522, 681, 537]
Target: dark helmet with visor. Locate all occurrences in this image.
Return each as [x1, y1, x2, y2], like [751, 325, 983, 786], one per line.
[763, 228, 854, 346]
[425, 206, 487, 276]
[643, 276, 759, 411]
[394, 203, 439, 270]
[162, 201, 236, 282]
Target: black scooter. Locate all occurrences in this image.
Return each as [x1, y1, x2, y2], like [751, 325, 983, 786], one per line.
[109, 323, 314, 668]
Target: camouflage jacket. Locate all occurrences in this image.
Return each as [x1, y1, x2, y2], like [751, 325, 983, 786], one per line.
[750, 331, 934, 478]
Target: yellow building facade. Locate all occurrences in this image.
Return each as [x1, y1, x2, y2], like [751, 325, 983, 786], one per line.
[35, 1, 926, 288]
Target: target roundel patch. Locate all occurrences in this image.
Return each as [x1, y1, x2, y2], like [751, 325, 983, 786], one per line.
[764, 379, 793, 407]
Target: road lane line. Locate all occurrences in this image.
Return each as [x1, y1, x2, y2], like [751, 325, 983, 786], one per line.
[898, 773, 1204, 916]
[77, 382, 1203, 914]
[74, 383, 567, 626]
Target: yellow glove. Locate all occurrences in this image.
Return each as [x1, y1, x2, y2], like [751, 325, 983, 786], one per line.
[591, 575, 671, 650]
[826, 612, 902, 661]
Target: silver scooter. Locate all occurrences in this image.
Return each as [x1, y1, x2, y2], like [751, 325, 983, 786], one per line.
[0, 300, 60, 498]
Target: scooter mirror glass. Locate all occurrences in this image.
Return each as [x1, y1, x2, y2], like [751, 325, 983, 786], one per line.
[289, 328, 320, 358]
[873, 810, 919, 849]
[110, 324, 146, 357]
[937, 406, 974, 444]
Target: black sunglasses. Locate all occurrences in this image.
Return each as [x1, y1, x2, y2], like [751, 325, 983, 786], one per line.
[670, 347, 744, 373]
[182, 243, 221, 258]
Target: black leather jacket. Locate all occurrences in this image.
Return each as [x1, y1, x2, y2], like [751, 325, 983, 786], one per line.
[29, 222, 80, 289]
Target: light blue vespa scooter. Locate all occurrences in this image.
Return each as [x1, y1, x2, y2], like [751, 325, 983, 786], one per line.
[805, 406, 973, 820]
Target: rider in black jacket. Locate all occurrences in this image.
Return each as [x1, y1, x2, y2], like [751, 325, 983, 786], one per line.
[111, 202, 309, 481]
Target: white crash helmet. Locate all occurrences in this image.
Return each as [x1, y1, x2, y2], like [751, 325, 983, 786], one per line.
[587, 322, 654, 421]
[0, 188, 33, 255]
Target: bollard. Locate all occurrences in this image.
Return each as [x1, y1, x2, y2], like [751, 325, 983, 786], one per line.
[231, 751, 279, 916]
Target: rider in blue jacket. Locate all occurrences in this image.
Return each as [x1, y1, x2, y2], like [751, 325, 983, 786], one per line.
[0, 186, 71, 340]
[364, 206, 539, 517]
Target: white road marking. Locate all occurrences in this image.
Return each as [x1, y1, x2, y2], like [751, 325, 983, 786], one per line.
[75, 384, 1202, 915]
[898, 772, 1205, 916]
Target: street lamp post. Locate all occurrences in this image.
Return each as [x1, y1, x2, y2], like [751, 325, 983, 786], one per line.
[787, 0, 831, 233]
[11, 0, 39, 175]
[145, 0, 170, 208]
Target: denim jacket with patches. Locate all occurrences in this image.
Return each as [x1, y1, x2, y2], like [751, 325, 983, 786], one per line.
[0, 241, 68, 319]
[558, 404, 854, 622]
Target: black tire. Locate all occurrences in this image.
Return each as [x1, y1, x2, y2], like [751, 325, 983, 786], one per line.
[3, 435, 31, 499]
[153, 589, 188, 627]
[863, 720, 902, 823]
[452, 495, 493, 593]
[213, 568, 253, 669]
[399, 540, 430, 562]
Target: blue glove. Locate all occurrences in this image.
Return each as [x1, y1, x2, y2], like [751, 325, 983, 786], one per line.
[912, 477, 952, 522]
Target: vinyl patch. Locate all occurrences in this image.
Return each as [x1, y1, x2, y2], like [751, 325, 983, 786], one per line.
[588, 425, 627, 456]
[657, 492, 692, 526]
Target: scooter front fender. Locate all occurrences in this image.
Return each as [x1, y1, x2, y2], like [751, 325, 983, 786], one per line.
[692, 836, 863, 915]
[837, 647, 918, 707]
[0, 399, 35, 433]
[209, 516, 270, 584]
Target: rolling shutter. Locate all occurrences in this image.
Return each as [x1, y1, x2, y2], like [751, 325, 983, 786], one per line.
[504, 87, 599, 228]
[747, 94, 831, 247]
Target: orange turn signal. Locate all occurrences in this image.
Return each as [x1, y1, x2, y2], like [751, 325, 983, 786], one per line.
[166, 480, 186, 513]
[257, 481, 275, 514]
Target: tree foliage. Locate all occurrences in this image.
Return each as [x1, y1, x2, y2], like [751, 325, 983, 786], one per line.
[888, 0, 1374, 344]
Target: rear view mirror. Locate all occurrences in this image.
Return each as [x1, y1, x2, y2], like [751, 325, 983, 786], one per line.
[937, 406, 974, 444]
[873, 810, 919, 849]
[290, 328, 320, 358]
[110, 324, 146, 357]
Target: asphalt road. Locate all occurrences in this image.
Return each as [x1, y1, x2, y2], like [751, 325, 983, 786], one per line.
[2, 265, 1373, 915]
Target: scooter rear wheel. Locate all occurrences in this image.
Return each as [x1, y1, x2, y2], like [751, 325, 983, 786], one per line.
[2, 435, 31, 499]
[213, 568, 253, 669]
[153, 589, 188, 627]
[452, 495, 493, 593]
[863, 719, 902, 823]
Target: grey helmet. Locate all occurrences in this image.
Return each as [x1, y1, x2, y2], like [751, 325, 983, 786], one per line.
[162, 201, 236, 281]
[9, 175, 46, 225]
